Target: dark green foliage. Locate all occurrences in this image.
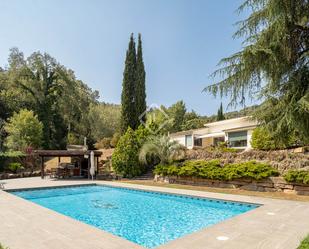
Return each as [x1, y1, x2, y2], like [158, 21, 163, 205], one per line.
[216, 102, 225, 121]
[6, 162, 24, 173]
[136, 34, 147, 123]
[205, 0, 309, 144]
[112, 127, 144, 177]
[284, 170, 309, 185]
[121, 34, 138, 133]
[0, 48, 100, 150]
[298, 235, 309, 249]
[154, 160, 279, 181]
[0, 151, 25, 172]
[168, 101, 186, 133]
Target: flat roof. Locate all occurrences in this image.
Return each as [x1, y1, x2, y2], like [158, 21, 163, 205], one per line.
[33, 150, 102, 157]
[204, 116, 256, 127]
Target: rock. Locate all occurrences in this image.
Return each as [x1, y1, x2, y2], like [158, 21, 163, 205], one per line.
[240, 184, 258, 191]
[294, 185, 309, 192]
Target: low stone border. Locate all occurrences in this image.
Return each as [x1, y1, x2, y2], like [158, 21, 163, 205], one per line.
[0, 171, 41, 180]
[154, 175, 309, 196]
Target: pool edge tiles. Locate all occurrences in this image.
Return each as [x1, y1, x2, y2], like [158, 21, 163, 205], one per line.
[6, 183, 261, 207]
[9, 184, 260, 248]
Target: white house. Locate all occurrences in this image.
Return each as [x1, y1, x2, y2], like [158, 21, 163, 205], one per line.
[170, 116, 258, 150]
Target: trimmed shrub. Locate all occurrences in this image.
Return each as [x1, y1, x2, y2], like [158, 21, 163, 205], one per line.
[112, 127, 144, 178]
[284, 170, 309, 185]
[154, 160, 279, 181]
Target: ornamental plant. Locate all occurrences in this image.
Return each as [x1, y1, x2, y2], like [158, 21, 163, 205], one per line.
[154, 160, 279, 181]
[284, 170, 309, 185]
[112, 127, 144, 178]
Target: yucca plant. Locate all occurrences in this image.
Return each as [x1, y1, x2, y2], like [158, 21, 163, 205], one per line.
[139, 135, 185, 165]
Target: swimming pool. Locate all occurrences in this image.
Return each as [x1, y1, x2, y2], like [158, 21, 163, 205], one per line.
[11, 185, 258, 248]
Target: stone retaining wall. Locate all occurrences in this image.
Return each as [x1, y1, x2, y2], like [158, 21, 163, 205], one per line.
[0, 171, 41, 180]
[154, 175, 309, 196]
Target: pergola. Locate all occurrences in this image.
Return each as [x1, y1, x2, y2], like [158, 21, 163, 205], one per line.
[33, 150, 103, 179]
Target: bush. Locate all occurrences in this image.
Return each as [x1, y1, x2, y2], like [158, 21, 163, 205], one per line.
[112, 127, 144, 178]
[284, 170, 309, 185]
[6, 162, 24, 173]
[4, 109, 43, 151]
[110, 132, 121, 148]
[95, 137, 112, 149]
[251, 127, 297, 150]
[0, 243, 8, 249]
[0, 151, 25, 172]
[154, 160, 279, 181]
[298, 235, 309, 249]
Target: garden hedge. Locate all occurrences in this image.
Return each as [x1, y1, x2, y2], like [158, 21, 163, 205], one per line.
[154, 160, 279, 181]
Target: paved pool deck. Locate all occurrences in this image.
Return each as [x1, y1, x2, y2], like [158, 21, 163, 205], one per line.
[0, 177, 309, 249]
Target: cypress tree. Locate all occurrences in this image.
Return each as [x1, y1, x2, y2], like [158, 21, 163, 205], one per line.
[216, 102, 225, 121]
[136, 33, 147, 123]
[121, 34, 138, 133]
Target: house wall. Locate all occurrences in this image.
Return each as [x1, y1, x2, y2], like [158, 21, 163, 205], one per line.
[202, 137, 213, 147]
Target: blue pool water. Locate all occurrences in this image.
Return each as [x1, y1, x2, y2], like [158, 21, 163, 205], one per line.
[11, 185, 258, 248]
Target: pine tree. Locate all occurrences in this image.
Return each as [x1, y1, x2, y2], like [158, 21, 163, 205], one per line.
[205, 0, 309, 144]
[121, 34, 138, 133]
[217, 102, 225, 121]
[136, 33, 147, 123]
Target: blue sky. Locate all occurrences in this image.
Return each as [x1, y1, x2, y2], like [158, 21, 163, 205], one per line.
[0, 0, 254, 116]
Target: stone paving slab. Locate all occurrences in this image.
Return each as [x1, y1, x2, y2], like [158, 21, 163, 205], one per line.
[1, 177, 309, 249]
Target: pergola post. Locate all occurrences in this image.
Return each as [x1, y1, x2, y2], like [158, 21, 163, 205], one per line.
[41, 156, 45, 179]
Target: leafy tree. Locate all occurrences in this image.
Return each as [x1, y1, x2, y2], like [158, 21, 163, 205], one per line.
[136, 34, 147, 123]
[204, 0, 309, 144]
[251, 127, 296, 150]
[168, 100, 186, 132]
[121, 34, 138, 133]
[4, 109, 43, 151]
[216, 102, 225, 121]
[139, 135, 185, 165]
[112, 127, 144, 177]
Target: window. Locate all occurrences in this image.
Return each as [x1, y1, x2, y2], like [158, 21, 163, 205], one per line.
[185, 135, 192, 147]
[194, 138, 202, 147]
[228, 131, 248, 147]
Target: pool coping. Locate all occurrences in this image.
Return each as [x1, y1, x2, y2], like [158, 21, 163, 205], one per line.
[1, 177, 309, 249]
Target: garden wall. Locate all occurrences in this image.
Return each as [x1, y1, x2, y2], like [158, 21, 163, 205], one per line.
[0, 171, 41, 180]
[154, 175, 309, 196]
[186, 148, 309, 174]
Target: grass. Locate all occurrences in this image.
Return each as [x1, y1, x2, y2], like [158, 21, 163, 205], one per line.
[120, 179, 309, 202]
[298, 235, 309, 249]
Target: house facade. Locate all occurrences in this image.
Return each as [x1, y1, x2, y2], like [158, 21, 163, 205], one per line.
[170, 117, 258, 150]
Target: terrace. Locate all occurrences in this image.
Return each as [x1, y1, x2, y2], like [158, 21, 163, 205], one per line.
[1, 177, 309, 249]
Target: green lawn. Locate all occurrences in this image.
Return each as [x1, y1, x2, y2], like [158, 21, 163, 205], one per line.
[298, 235, 309, 249]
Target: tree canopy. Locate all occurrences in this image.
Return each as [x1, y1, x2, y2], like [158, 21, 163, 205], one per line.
[204, 0, 309, 144]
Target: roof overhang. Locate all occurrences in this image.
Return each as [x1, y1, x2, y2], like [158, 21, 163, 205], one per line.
[223, 125, 257, 132]
[195, 132, 225, 138]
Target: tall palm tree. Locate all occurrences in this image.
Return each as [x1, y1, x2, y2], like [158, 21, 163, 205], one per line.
[139, 135, 185, 165]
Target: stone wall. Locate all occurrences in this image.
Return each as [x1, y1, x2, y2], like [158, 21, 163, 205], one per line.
[0, 171, 41, 180]
[154, 175, 309, 196]
[185, 148, 309, 173]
